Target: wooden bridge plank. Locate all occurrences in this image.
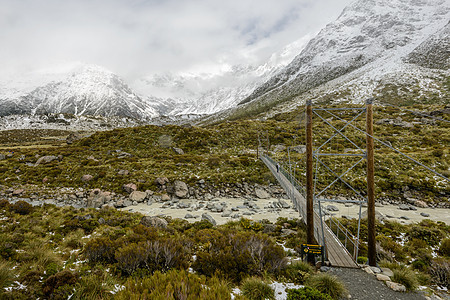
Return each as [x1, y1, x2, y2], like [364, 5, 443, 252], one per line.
[261, 156, 359, 268]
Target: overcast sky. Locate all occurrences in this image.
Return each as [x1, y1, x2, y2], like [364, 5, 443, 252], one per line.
[0, 0, 353, 80]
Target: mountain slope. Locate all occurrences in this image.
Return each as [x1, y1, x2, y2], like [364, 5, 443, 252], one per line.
[0, 65, 159, 120]
[208, 0, 449, 122]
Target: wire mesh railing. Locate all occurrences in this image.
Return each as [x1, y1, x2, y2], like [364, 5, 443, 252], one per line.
[326, 216, 360, 259]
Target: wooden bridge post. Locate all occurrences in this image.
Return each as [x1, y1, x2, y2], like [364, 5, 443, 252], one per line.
[306, 100, 315, 263]
[366, 98, 376, 266]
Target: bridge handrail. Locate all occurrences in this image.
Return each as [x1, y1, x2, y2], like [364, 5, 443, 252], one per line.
[327, 216, 360, 259]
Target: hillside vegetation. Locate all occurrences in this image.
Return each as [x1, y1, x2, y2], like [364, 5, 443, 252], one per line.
[0, 104, 448, 204]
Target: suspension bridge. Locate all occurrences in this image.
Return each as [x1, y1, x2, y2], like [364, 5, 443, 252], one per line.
[258, 99, 449, 268]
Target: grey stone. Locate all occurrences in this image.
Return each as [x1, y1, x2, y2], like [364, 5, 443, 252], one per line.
[385, 281, 406, 292]
[155, 177, 169, 186]
[117, 169, 129, 176]
[130, 191, 147, 202]
[184, 213, 194, 219]
[35, 155, 59, 166]
[123, 183, 137, 194]
[255, 188, 270, 199]
[273, 144, 286, 152]
[398, 204, 410, 210]
[279, 199, 291, 209]
[98, 217, 106, 225]
[158, 135, 173, 148]
[140, 216, 168, 229]
[281, 229, 297, 237]
[420, 212, 430, 217]
[362, 266, 374, 275]
[231, 213, 241, 219]
[201, 213, 217, 226]
[327, 205, 339, 212]
[174, 180, 189, 198]
[376, 274, 390, 281]
[400, 216, 410, 220]
[173, 147, 184, 155]
[221, 211, 231, 217]
[81, 174, 93, 182]
[415, 200, 428, 208]
[0, 154, 5, 160]
[291, 145, 306, 154]
[370, 266, 382, 274]
[380, 267, 394, 277]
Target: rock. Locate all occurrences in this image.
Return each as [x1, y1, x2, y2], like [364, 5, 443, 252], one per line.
[400, 216, 410, 220]
[385, 281, 406, 292]
[123, 183, 137, 194]
[320, 266, 331, 272]
[0, 154, 5, 160]
[398, 204, 410, 210]
[414, 200, 428, 208]
[66, 132, 83, 144]
[420, 212, 430, 217]
[380, 268, 394, 277]
[327, 205, 339, 212]
[130, 191, 147, 203]
[255, 188, 270, 199]
[173, 147, 184, 155]
[155, 177, 169, 186]
[117, 169, 129, 176]
[81, 174, 93, 182]
[370, 266, 381, 274]
[174, 180, 189, 198]
[12, 189, 24, 196]
[273, 144, 286, 152]
[231, 213, 241, 219]
[362, 266, 374, 275]
[376, 274, 390, 281]
[87, 189, 111, 208]
[35, 155, 59, 166]
[221, 211, 231, 217]
[184, 213, 194, 219]
[291, 145, 306, 154]
[140, 216, 168, 229]
[98, 217, 106, 225]
[281, 229, 297, 237]
[279, 199, 291, 209]
[202, 213, 217, 226]
[161, 194, 171, 202]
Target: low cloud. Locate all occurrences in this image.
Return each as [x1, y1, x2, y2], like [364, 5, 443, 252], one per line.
[0, 0, 353, 80]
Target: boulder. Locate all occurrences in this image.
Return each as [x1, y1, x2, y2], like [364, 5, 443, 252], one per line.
[255, 188, 270, 199]
[326, 205, 339, 212]
[420, 212, 430, 217]
[414, 200, 428, 208]
[273, 144, 286, 152]
[184, 213, 194, 219]
[380, 267, 394, 277]
[123, 183, 137, 194]
[117, 169, 129, 176]
[87, 189, 111, 208]
[0, 154, 5, 160]
[201, 213, 217, 226]
[81, 174, 94, 182]
[140, 216, 168, 229]
[130, 191, 147, 203]
[155, 177, 169, 186]
[398, 204, 410, 210]
[376, 274, 390, 281]
[281, 229, 297, 237]
[385, 281, 406, 292]
[173, 147, 184, 155]
[161, 194, 171, 202]
[291, 145, 306, 154]
[35, 155, 59, 166]
[174, 180, 189, 198]
[279, 199, 291, 209]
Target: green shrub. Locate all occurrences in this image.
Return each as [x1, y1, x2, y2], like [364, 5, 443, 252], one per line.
[439, 239, 450, 257]
[11, 200, 33, 215]
[281, 261, 314, 284]
[240, 277, 275, 300]
[72, 272, 114, 300]
[287, 286, 332, 300]
[306, 273, 347, 300]
[193, 230, 286, 283]
[392, 268, 418, 291]
[357, 256, 368, 264]
[115, 269, 230, 299]
[0, 260, 15, 290]
[115, 243, 146, 275]
[43, 270, 77, 298]
[428, 258, 449, 289]
[0, 199, 10, 209]
[83, 237, 116, 264]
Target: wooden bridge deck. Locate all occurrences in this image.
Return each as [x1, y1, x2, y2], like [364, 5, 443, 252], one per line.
[261, 156, 358, 268]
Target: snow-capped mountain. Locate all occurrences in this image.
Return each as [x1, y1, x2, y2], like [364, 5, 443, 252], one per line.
[132, 37, 308, 116]
[0, 64, 159, 120]
[217, 0, 450, 120]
